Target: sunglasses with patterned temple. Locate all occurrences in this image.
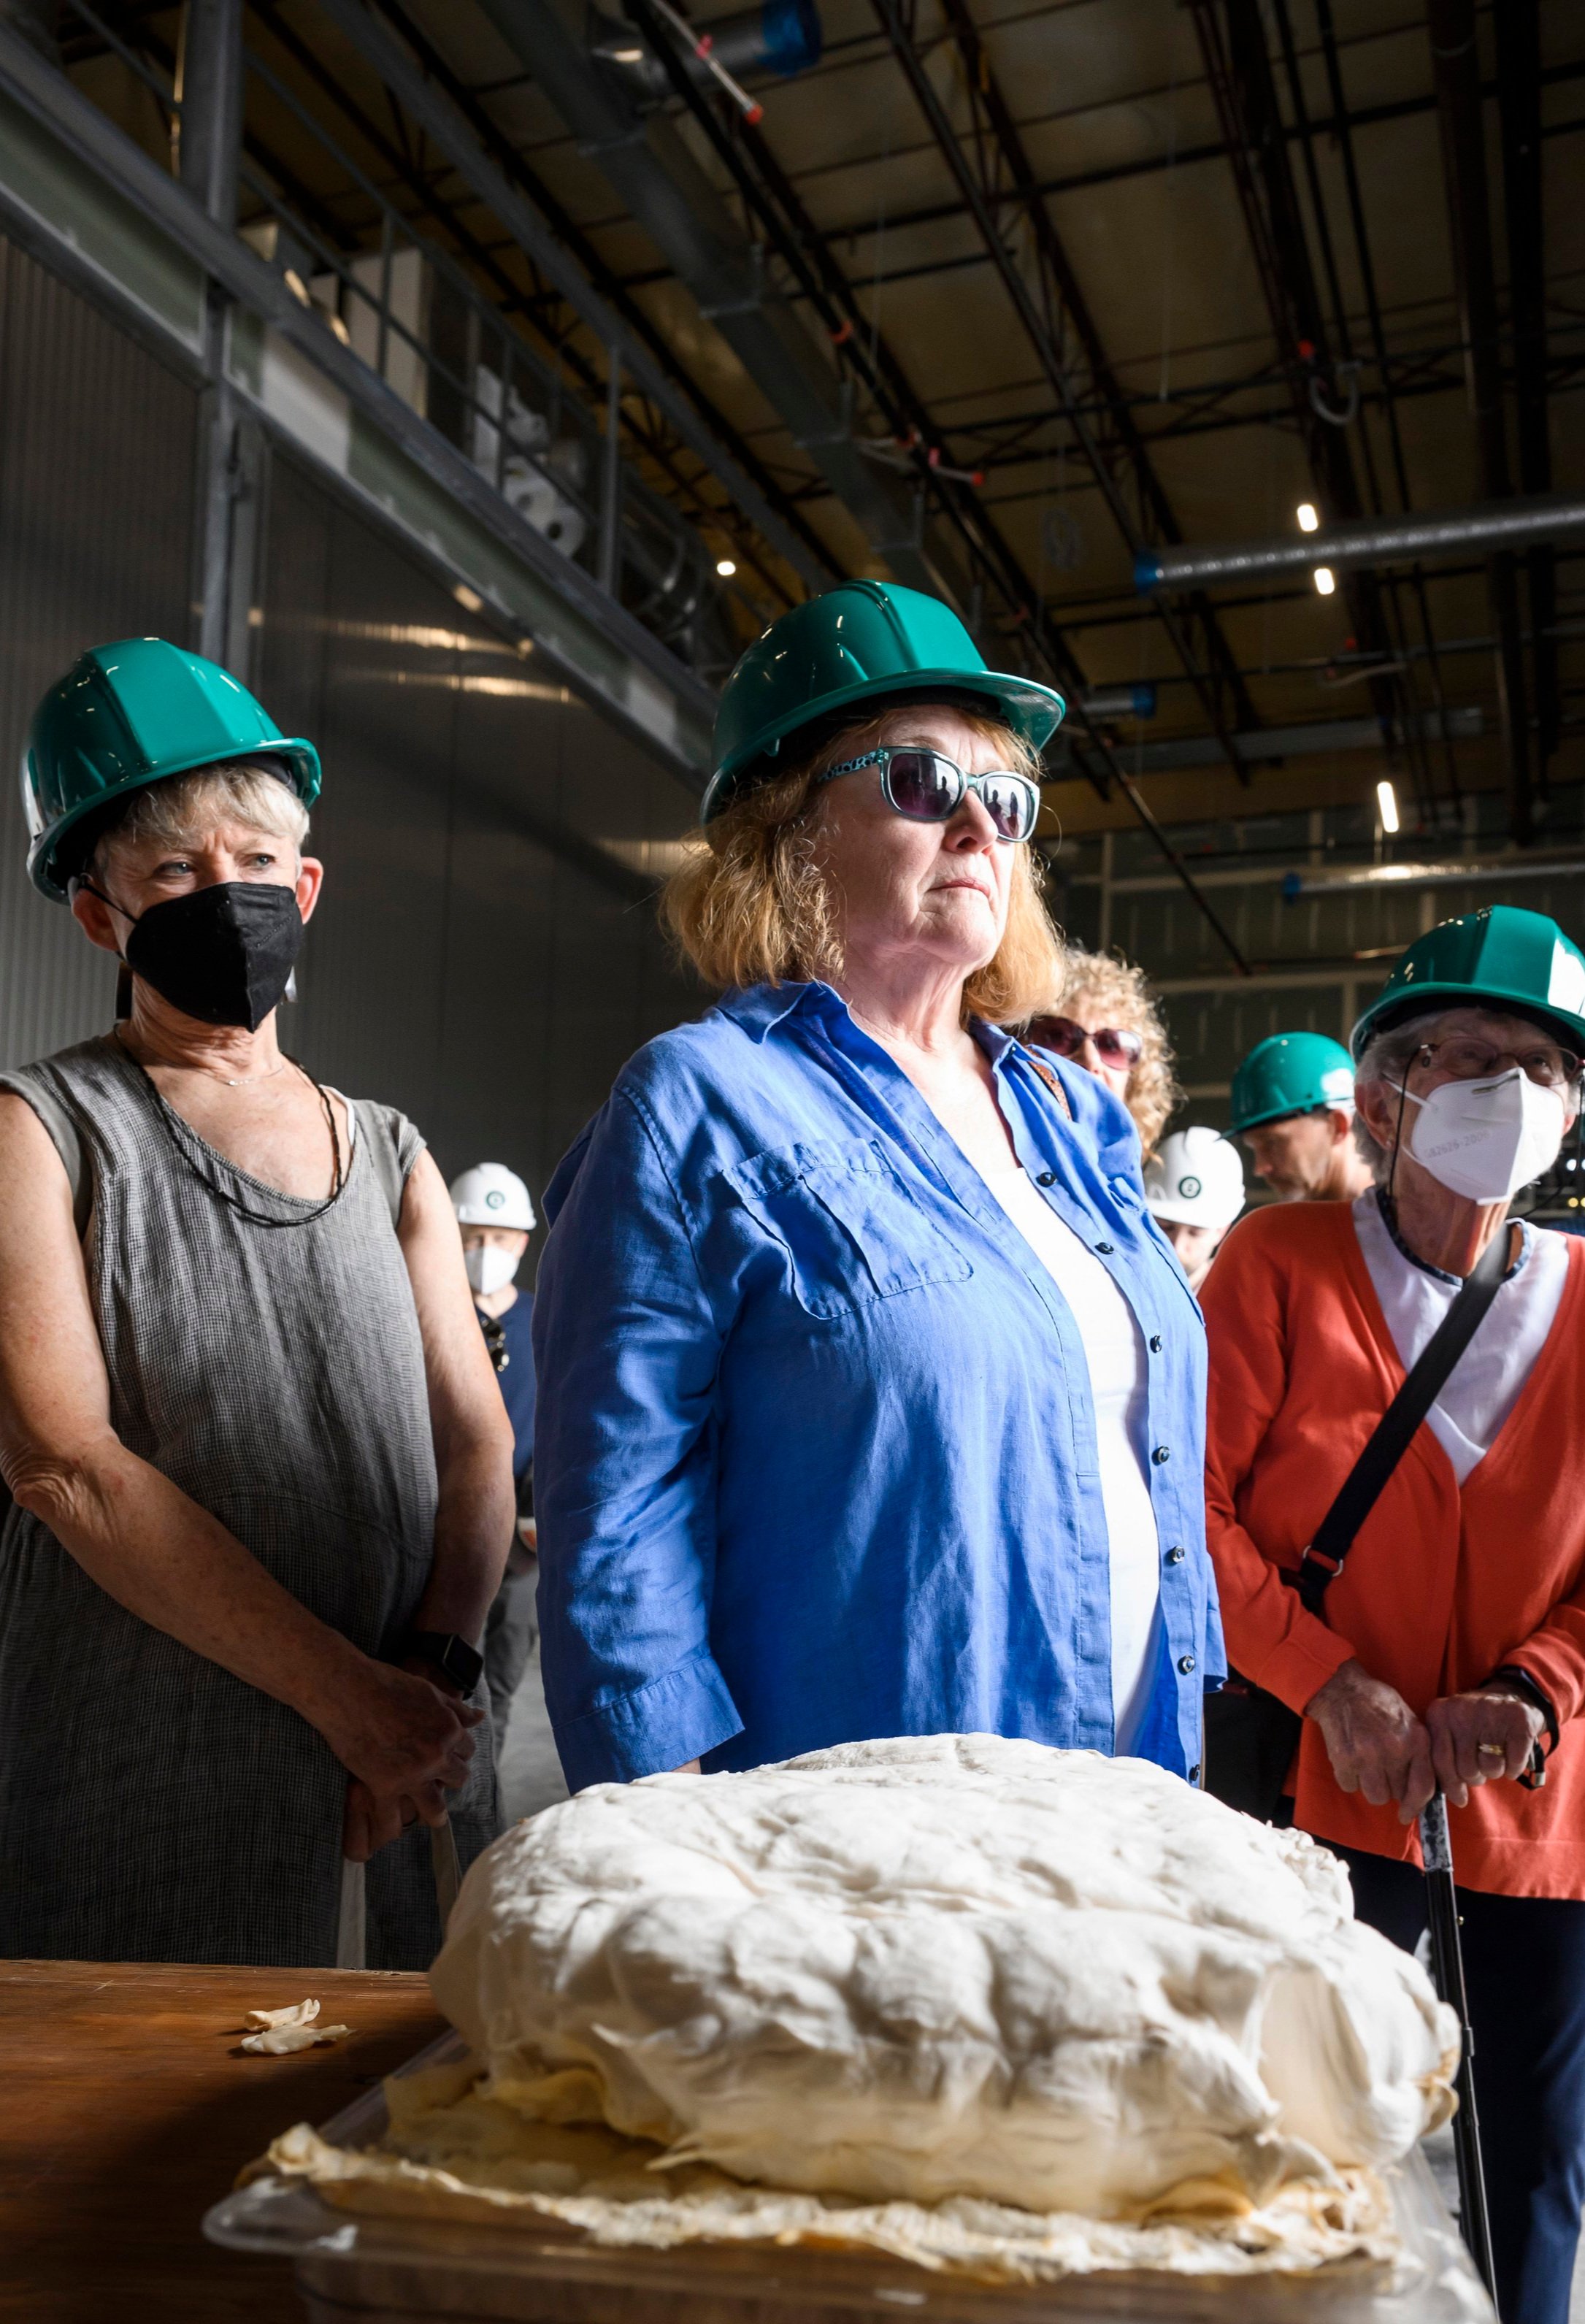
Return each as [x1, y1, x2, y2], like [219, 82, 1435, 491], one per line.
[817, 745, 1040, 843]
[1029, 1016, 1144, 1068]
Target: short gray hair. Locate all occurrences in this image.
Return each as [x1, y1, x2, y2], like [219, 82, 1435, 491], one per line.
[1353, 1003, 1584, 1184]
[92, 759, 308, 878]
[1351, 1010, 1446, 1184]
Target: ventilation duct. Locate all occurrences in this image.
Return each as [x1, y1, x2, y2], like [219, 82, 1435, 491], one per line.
[594, 0, 822, 94]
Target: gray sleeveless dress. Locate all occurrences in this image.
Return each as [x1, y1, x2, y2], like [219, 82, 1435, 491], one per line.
[0, 1036, 499, 1968]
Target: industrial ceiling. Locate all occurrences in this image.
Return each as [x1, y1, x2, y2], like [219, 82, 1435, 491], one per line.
[60, 0, 1585, 850]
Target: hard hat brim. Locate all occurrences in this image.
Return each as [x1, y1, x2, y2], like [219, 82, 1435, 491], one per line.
[1351, 983, 1585, 1063]
[701, 665, 1065, 824]
[29, 737, 321, 904]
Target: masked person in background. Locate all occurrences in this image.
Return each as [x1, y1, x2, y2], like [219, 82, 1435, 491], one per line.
[1143, 1128, 1246, 1293]
[451, 1164, 539, 1750]
[1230, 1030, 1373, 1203]
[1202, 908, 1585, 2324]
[0, 640, 513, 1969]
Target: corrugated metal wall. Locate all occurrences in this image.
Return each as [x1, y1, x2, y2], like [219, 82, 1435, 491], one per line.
[255, 453, 702, 1191]
[0, 233, 705, 1203]
[0, 238, 197, 1060]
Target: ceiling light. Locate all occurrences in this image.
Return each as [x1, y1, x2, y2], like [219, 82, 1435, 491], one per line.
[453, 583, 484, 614]
[328, 312, 350, 347]
[283, 268, 310, 307]
[1313, 566, 1336, 596]
[610, 43, 645, 60]
[1297, 502, 1319, 532]
[715, 557, 737, 578]
[1376, 778, 1400, 835]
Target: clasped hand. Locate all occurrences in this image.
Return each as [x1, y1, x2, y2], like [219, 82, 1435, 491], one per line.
[324, 1658, 483, 1861]
[1305, 1660, 1545, 1822]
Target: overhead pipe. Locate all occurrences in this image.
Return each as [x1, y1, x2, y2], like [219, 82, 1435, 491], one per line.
[594, 0, 822, 100]
[1135, 492, 1585, 594]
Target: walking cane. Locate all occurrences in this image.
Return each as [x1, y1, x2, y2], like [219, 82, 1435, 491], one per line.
[1419, 1790, 1498, 2312]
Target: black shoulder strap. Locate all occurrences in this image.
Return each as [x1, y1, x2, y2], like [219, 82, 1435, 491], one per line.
[1296, 1223, 1512, 1614]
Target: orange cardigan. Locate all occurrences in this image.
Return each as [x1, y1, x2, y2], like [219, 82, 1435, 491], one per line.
[1200, 1199, 1585, 1898]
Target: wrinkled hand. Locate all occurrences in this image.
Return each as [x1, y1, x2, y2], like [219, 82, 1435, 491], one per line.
[1306, 1659, 1434, 1825]
[324, 1660, 482, 1862]
[1426, 1687, 1546, 1809]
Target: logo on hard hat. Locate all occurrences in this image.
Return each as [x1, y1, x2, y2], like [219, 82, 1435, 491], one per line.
[1178, 1176, 1202, 1200]
[1321, 1067, 1354, 1100]
[486, 1189, 505, 1210]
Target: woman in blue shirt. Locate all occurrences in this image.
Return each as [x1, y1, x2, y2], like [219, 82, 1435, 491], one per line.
[533, 580, 1221, 1791]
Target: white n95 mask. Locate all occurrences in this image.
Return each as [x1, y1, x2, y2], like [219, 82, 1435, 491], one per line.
[466, 1243, 519, 1297]
[1391, 1066, 1565, 1203]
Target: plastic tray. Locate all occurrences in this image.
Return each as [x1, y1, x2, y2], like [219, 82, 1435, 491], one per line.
[204, 2033, 1496, 2324]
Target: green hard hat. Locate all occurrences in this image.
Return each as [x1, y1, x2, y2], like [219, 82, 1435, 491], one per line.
[702, 578, 1065, 821]
[1350, 905, 1585, 1061]
[23, 637, 321, 902]
[1230, 1031, 1357, 1134]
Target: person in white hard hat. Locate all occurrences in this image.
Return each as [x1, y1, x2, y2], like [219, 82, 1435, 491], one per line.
[450, 1164, 539, 1746]
[1144, 1127, 1247, 1293]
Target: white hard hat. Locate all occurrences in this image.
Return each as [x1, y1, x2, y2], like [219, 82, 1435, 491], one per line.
[1144, 1127, 1246, 1232]
[449, 1162, 536, 1232]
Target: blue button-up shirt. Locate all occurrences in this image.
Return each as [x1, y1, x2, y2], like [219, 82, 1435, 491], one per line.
[533, 981, 1222, 1792]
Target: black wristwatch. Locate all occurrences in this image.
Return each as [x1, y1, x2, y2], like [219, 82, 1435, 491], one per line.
[403, 1630, 484, 1694]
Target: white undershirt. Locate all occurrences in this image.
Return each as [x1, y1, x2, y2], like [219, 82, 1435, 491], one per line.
[981, 1166, 1162, 1748]
[1352, 1190, 1568, 1484]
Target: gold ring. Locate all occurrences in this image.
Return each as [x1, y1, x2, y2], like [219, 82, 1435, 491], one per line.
[1477, 1742, 1505, 1758]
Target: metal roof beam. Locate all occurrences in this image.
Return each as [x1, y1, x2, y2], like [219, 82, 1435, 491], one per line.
[1427, 0, 1533, 843]
[871, 0, 1255, 786]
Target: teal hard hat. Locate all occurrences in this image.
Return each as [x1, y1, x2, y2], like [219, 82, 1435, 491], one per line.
[23, 638, 321, 902]
[1350, 905, 1585, 1061]
[1230, 1031, 1357, 1134]
[702, 578, 1065, 821]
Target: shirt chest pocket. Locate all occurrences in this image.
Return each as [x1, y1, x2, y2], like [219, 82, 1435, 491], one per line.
[721, 1138, 972, 1321]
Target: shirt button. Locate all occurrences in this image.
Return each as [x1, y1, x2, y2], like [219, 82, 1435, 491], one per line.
[1036, 1170, 1055, 1187]
[1166, 1545, 1186, 1564]
[1152, 1445, 1170, 1465]
[1148, 1335, 1163, 1354]
[1095, 1241, 1114, 1254]
[1189, 1762, 1202, 1784]
[1178, 1654, 1197, 1675]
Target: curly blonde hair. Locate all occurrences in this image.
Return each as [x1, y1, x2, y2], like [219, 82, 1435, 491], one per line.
[1035, 944, 1182, 1159]
[663, 706, 1064, 1023]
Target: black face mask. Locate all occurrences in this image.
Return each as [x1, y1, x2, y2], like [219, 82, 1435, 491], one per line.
[110, 882, 305, 1031]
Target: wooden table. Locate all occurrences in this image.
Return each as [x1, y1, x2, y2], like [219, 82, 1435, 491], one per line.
[0, 1957, 445, 2322]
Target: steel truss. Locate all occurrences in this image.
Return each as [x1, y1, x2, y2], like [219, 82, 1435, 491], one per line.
[872, 0, 1258, 786]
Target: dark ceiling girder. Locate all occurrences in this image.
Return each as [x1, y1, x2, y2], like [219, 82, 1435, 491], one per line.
[1186, 0, 1408, 770]
[928, 0, 1259, 749]
[1427, 0, 1532, 845]
[745, 57, 1585, 269]
[1311, 0, 1462, 809]
[472, 0, 977, 609]
[1494, 0, 1557, 778]
[363, 0, 840, 589]
[870, 0, 1254, 789]
[613, 0, 1132, 797]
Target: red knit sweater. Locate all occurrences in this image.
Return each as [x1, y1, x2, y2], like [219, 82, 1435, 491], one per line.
[1200, 1199, 1585, 1898]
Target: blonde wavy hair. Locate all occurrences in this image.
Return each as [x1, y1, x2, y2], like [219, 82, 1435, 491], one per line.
[1037, 944, 1182, 1159]
[663, 705, 1064, 1023]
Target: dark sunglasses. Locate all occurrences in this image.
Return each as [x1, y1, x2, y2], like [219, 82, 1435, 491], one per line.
[818, 745, 1040, 843]
[1031, 1016, 1144, 1068]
